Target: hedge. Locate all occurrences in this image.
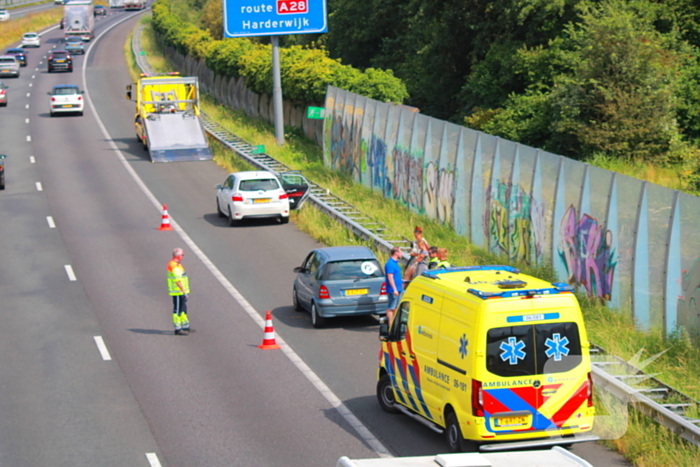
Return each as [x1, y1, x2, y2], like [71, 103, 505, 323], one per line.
[150, 0, 409, 104]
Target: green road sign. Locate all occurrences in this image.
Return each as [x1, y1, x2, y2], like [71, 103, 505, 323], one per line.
[251, 145, 265, 155]
[307, 107, 325, 119]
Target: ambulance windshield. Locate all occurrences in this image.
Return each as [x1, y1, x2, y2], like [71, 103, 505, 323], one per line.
[486, 322, 582, 377]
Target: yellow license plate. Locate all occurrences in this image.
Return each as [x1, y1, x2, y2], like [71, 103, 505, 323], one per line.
[345, 288, 368, 296]
[56, 60, 65, 63]
[62, 104, 72, 107]
[253, 198, 270, 204]
[494, 415, 529, 427]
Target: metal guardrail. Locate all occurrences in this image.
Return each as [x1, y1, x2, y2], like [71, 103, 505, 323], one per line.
[590, 345, 700, 446]
[131, 23, 700, 448]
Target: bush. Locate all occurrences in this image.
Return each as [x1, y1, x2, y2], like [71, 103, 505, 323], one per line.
[151, 0, 408, 104]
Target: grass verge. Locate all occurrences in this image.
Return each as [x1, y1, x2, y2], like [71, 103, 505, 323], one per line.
[0, 7, 62, 50]
[132, 17, 700, 466]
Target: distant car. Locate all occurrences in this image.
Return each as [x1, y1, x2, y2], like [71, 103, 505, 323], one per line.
[54, 0, 65, 4]
[94, 5, 107, 15]
[215, 171, 290, 225]
[59, 17, 65, 29]
[0, 9, 10, 21]
[292, 246, 388, 328]
[64, 37, 85, 55]
[6, 48, 27, 67]
[0, 56, 20, 78]
[48, 50, 72, 73]
[21, 32, 41, 48]
[0, 154, 6, 190]
[0, 81, 8, 106]
[49, 84, 84, 116]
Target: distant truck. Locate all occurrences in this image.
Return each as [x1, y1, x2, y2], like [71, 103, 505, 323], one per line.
[336, 447, 593, 467]
[126, 73, 213, 163]
[64, 0, 94, 41]
[109, 0, 124, 7]
[123, 0, 145, 10]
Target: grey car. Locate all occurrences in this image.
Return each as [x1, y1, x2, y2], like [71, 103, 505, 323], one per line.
[293, 246, 388, 328]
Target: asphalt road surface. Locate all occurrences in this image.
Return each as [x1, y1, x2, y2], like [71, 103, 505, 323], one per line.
[0, 8, 633, 467]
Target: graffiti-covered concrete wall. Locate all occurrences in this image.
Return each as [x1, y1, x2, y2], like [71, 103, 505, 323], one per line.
[324, 86, 699, 336]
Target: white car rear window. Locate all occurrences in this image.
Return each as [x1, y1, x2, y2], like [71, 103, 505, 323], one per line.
[239, 179, 280, 192]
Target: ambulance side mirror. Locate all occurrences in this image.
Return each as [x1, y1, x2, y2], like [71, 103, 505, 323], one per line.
[378, 316, 389, 341]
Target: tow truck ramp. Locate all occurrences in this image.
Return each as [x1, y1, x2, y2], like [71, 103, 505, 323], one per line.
[144, 111, 213, 162]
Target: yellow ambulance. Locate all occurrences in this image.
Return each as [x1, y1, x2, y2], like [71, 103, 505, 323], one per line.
[377, 265, 596, 452]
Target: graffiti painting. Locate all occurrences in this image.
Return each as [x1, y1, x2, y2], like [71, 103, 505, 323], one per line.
[558, 205, 617, 301]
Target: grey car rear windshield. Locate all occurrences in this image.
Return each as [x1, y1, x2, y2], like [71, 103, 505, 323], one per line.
[321, 259, 383, 280]
[239, 178, 280, 191]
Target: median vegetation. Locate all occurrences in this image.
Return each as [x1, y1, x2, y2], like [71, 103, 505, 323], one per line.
[0, 7, 62, 50]
[131, 13, 700, 467]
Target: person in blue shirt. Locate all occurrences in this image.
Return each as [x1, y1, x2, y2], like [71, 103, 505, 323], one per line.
[385, 247, 404, 325]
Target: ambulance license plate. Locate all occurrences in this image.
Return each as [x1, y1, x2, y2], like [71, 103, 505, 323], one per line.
[494, 415, 529, 427]
[345, 288, 368, 296]
[253, 198, 270, 204]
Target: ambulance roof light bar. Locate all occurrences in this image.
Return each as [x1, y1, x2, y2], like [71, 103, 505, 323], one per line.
[467, 282, 575, 300]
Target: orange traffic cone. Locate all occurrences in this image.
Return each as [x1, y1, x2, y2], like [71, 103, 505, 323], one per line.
[158, 204, 173, 231]
[258, 310, 281, 350]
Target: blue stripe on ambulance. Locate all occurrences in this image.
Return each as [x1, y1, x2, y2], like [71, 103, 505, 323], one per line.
[393, 356, 421, 412]
[408, 364, 432, 419]
[383, 352, 408, 405]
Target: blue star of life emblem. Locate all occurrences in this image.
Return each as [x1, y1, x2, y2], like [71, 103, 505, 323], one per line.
[459, 334, 468, 359]
[500, 336, 526, 365]
[545, 333, 570, 361]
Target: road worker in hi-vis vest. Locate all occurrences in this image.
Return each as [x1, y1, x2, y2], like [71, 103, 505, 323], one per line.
[167, 248, 190, 335]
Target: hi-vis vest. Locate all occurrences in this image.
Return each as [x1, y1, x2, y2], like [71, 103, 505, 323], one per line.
[436, 260, 451, 269]
[428, 257, 439, 269]
[167, 260, 190, 296]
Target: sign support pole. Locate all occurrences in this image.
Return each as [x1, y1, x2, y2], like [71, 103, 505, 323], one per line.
[272, 36, 285, 146]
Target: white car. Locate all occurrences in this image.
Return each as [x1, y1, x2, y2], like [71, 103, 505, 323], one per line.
[216, 171, 290, 225]
[49, 84, 84, 116]
[21, 32, 41, 48]
[0, 9, 10, 21]
[0, 56, 20, 78]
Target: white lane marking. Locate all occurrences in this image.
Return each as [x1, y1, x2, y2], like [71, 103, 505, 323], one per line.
[25, 104, 29, 109]
[35, 67, 39, 71]
[145, 453, 162, 467]
[64, 265, 76, 281]
[26, 93, 30, 97]
[30, 156, 35, 163]
[29, 83, 32, 88]
[26, 135, 31, 142]
[83, 17, 392, 459]
[47, 216, 55, 228]
[35, 182, 42, 191]
[93, 336, 112, 361]
[25, 118, 29, 124]
[32, 75, 35, 79]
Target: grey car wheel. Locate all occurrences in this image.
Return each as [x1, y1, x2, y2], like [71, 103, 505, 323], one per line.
[311, 302, 326, 328]
[293, 287, 303, 312]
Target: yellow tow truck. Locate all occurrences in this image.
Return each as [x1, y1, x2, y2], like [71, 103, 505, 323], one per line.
[126, 73, 213, 163]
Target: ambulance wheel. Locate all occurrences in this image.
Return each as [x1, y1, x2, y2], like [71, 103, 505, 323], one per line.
[311, 302, 326, 328]
[377, 373, 400, 414]
[445, 411, 477, 453]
